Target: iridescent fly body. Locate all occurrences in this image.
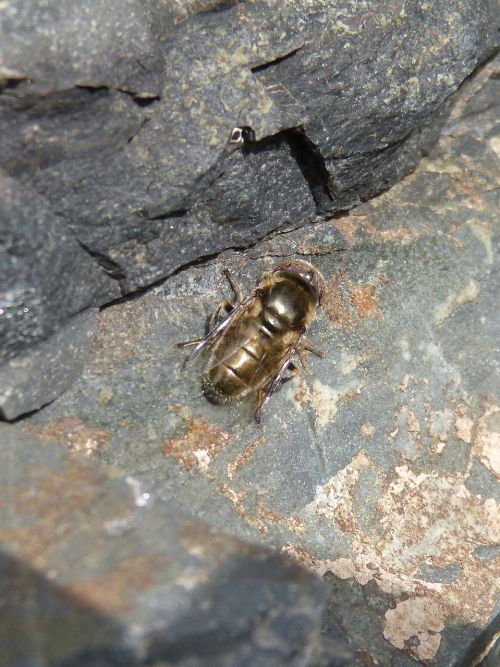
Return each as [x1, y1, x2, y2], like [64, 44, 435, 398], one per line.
[179, 261, 325, 417]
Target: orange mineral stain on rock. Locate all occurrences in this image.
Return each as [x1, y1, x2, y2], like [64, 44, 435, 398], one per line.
[64, 555, 167, 614]
[227, 436, 266, 479]
[217, 483, 268, 534]
[256, 500, 305, 535]
[0, 460, 134, 567]
[27, 417, 110, 456]
[162, 416, 231, 472]
[322, 272, 381, 327]
[348, 283, 381, 319]
[329, 215, 358, 245]
[322, 272, 353, 328]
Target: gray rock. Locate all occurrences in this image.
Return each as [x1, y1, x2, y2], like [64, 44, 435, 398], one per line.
[0, 308, 98, 420]
[0, 1, 498, 418]
[0, 170, 118, 364]
[12, 52, 500, 665]
[0, 426, 349, 667]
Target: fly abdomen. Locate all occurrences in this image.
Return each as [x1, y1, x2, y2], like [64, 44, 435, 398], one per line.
[202, 341, 260, 403]
[202, 360, 248, 403]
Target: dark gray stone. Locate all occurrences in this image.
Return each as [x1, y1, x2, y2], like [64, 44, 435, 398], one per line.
[0, 426, 345, 667]
[0, 170, 118, 364]
[0, 308, 98, 420]
[0, 1, 498, 419]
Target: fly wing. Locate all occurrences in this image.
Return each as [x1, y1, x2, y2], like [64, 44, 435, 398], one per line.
[184, 294, 256, 368]
[255, 339, 302, 417]
[204, 315, 262, 372]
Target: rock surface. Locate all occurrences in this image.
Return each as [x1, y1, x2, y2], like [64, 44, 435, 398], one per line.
[1, 0, 499, 417]
[2, 48, 499, 665]
[1, 427, 341, 667]
[0, 308, 98, 420]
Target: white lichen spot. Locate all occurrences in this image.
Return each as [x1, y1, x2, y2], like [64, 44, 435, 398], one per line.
[310, 379, 341, 427]
[312, 452, 372, 529]
[296, 378, 363, 428]
[126, 476, 151, 508]
[399, 338, 411, 361]
[340, 352, 358, 375]
[455, 412, 474, 444]
[434, 279, 480, 324]
[473, 406, 500, 478]
[361, 422, 374, 437]
[193, 448, 211, 473]
[384, 597, 445, 660]
[176, 567, 209, 591]
[488, 135, 500, 160]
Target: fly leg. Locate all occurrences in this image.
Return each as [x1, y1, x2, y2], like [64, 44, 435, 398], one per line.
[223, 268, 243, 303]
[205, 267, 244, 330]
[176, 338, 204, 349]
[282, 361, 301, 381]
[209, 299, 234, 330]
[297, 338, 324, 372]
[177, 298, 233, 350]
[301, 338, 325, 358]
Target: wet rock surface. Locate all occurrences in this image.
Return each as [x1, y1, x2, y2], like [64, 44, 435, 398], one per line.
[2, 47, 499, 665]
[1, 0, 499, 418]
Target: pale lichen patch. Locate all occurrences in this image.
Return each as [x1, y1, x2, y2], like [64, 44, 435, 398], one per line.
[361, 422, 374, 438]
[433, 279, 480, 324]
[383, 597, 445, 661]
[472, 406, 500, 478]
[390, 405, 421, 459]
[311, 451, 372, 532]
[455, 409, 474, 444]
[293, 378, 364, 428]
[281, 543, 354, 579]
[488, 135, 500, 159]
[288, 454, 500, 661]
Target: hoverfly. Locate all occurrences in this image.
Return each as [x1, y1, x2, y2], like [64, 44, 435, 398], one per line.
[178, 260, 325, 418]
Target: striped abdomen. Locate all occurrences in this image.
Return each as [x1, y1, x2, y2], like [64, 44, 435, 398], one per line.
[201, 303, 295, 404]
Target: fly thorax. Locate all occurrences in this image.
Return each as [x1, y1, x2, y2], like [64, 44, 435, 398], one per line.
[262, 281, 311, 330]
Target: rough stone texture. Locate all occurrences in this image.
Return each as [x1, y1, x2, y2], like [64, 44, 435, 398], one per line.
[1, 427, 346, 667]
[1, 0, 499, 418]
[0, 171, 118, 366]
[0, 308, 98, 420]
[2, 52, 499, 665]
